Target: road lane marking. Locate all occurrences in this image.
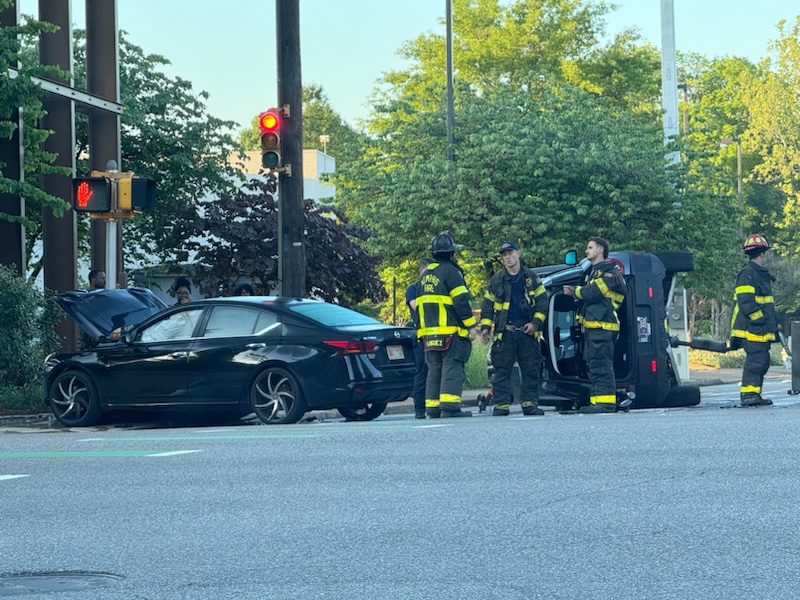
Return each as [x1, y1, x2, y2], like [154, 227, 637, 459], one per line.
[146, 450, 201, 457]
[0, 451, 193, 458]
[0, 474, 29, 481]
[79, 434, 317, 442]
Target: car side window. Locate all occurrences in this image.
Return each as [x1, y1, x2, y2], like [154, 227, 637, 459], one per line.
[139, 308, 203, 342]
[201, 306, 272, 338]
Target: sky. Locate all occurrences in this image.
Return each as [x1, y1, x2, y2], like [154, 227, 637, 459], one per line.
[21, 1, 799, 134]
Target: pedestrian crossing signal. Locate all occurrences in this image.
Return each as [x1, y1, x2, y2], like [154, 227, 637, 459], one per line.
[72, 177, 111, 212]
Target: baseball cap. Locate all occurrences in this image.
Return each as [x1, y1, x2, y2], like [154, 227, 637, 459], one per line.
[498, 241, 519, 254]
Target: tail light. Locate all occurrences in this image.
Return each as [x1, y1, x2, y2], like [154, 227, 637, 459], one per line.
[323, 340, 378, 355]
[651, 360, 657, 372]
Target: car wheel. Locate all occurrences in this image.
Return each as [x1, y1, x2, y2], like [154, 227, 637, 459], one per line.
[652, 250, 695, 273]
[49, 370, 102, 427]
[338, 402, 388, 421]
[251, 367, 307, 424]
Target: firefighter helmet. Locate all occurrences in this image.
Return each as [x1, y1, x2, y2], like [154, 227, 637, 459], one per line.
[430, 232, 461, 254]
[742, 233, 771, 256]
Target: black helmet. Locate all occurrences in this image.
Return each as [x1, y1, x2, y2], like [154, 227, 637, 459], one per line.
[430, 232, 461, 254]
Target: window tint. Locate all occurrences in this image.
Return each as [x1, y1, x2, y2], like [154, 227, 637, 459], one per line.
[254, 310, 279, 333]
[289, 302, 379, 326]
[201, 306, 262, 338]
[139, 308, 203, 342]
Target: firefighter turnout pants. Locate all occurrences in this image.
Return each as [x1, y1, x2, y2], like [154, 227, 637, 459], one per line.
[424, 336, 472, 414]
[741, 339, 771, 400]
[584, 328, 616, 406]
[491, 330, 542, 411]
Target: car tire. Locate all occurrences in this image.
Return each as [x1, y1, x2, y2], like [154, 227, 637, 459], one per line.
[652, 250, 695, 273]
[338, 402, 388, 421]
[251, 367, 307, 425]
[48, 370, 102, 427]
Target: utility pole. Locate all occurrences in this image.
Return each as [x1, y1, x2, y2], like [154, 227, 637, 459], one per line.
[276, 0, 305, 297]
[445, 0, 455, 162]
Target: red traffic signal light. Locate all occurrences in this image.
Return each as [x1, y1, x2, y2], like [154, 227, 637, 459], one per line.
[72, 177, 111, 212]
[259, 109, 282, 169]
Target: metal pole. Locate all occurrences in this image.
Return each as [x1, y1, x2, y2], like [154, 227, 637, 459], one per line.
[660, 0, 680, 165]
[445, 0, 455, 162]
[736, 140, 743, 236]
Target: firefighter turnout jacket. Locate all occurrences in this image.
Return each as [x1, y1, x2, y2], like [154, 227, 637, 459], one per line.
[575, 260, 626, 331]
[731, 260, 776, 343]
[479, 267, 547, 339]
[417, 259, 476, 342]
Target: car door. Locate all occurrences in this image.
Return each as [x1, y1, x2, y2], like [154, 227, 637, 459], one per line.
[100, 307, 205, 406]
[187, 305, 282, 404]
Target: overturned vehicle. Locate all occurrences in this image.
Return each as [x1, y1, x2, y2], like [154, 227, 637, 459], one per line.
[532, 250, 724, 411]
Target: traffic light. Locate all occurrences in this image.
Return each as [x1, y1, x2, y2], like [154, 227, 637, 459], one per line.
[72, 177, 111, 212]
[259, 109, 282, 169]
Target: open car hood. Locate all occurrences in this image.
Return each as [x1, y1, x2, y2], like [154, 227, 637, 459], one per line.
[56, 288, 167, 339]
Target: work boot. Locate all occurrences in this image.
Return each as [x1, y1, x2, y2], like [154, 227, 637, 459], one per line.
[415, 410, 427, 419]
[426, 409, 441, 419]
[522, 405, 545, 416]
[579, 403, 615, 414]
[492, 406, 510, 416]
[758, 397, 774, 406]
[740, 393, 762, 407]
[440, 409, 473, 418]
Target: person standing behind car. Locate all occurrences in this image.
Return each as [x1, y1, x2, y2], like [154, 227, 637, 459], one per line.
[563, 236, 625, 413]
[406, 257, 433, 419]
[88, 268, 106, 291]
[172, 277, 193, 304]
[417, 233, 477, 418]
[730, 233, 777, 407]
[479, 241, 548, 416]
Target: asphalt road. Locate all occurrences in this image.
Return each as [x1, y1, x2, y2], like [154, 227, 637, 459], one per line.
[2, 378, 799, 599]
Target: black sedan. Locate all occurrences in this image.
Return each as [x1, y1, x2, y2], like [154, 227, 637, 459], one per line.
[45, 289, 416, 426]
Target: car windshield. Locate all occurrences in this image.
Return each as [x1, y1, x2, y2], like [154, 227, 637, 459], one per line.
[289, 302, 379, 327]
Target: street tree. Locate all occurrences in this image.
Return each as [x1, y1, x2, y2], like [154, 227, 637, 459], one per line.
[71, 30, 244, 266]
[181, 176, 385, 307]
[0, 6, 71, 274]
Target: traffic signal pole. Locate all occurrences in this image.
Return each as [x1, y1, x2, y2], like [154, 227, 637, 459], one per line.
[276, 0, 306, 298]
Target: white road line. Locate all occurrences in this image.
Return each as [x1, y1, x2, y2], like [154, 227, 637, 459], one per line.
[145, 450, 202, 458]
[0, 474, 30, 481]
[417, 424, 453, 429]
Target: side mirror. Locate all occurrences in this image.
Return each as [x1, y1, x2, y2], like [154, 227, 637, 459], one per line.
[564, 249, 578, 266]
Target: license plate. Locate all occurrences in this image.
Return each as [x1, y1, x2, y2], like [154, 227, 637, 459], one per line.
[386, 345, 404, 361]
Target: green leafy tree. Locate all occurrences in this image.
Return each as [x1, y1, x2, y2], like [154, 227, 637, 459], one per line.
[0, 6, 71, 273]
[71, 30, 244, 266]
[181, 176, 386, 307]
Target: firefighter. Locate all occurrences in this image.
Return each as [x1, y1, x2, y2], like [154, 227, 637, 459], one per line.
[479, 241, 548, 416]
[563, 236, 626, 413]
[417, 233, 477, 418]
[730, 233, 777, 407]
[405, 257, 433, 419]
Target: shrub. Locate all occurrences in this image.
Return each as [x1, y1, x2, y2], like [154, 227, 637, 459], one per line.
[465, 340, 490, 389]
[0, 266, 62, 413]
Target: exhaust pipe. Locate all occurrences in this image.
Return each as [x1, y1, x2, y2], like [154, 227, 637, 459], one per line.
[669, 336, 729, 353]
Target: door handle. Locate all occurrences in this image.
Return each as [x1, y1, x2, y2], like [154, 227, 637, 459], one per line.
[246, 343, 266, 349]
[168, 352, 189, 359]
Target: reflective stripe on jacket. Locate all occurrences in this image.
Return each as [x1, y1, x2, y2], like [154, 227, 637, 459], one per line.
[417, 260, 476, 339]
[730, 260, 776, 343]
[575, 261, 625, 331]
[479, 267, 547, 339]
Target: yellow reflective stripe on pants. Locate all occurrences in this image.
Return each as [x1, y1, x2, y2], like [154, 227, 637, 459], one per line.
[425, 399, 440, 408]
[730, 330, 775, 342]
[740, 385, 761, 394]
[590, 394, 616, 405]
[440, 393, 461, 405]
